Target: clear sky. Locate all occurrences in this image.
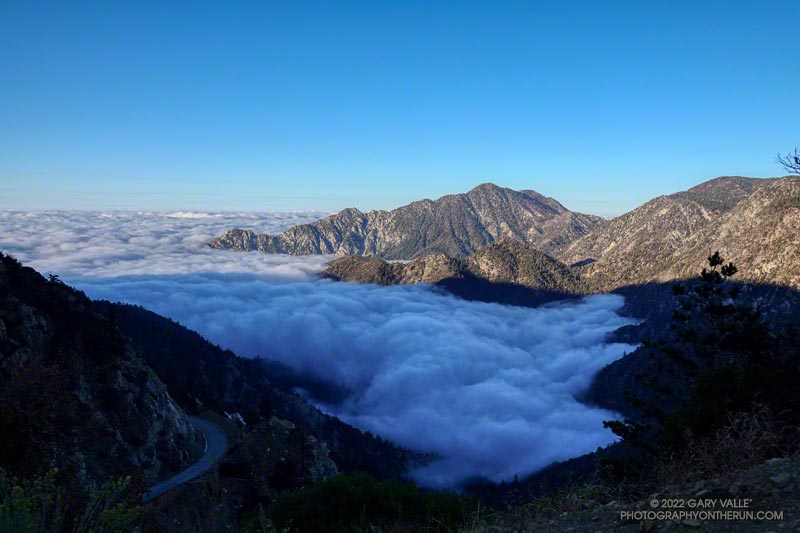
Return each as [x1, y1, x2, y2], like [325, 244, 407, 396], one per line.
[1, 1, 797, 216]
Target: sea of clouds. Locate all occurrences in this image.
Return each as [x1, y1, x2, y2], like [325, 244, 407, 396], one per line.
[0, 210, 330, 279]
[0, 210, 638, 487]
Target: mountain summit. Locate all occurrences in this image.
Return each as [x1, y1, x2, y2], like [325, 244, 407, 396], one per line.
[209, 183, 604, 259]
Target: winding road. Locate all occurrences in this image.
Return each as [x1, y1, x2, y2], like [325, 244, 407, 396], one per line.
[143, 416, 230, 502]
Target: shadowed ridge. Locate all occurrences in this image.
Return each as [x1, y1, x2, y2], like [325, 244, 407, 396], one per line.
[0, 252, 201, 486]
[323, 238, 585, 308]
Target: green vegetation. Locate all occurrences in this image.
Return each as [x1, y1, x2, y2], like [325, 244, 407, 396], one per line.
[0, 469, 139, 533]
[268, 473, 477, 532]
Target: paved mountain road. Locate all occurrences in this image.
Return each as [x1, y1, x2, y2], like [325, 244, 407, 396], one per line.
[143, 417, 230, 501]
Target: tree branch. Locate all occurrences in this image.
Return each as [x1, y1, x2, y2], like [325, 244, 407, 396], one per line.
[776, 147, 800, 175]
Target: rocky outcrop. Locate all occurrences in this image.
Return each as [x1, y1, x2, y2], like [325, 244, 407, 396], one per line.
[0, 253, 200, 484]
[97, 300, 417, 481]
[209, 183, 605, 259]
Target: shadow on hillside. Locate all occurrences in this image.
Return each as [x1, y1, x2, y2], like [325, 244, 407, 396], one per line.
[465, 278, 800, 505]
[585, 279, 800, 419]
[322, 268, 585, 308]
[434, 275, 582, 308]
[92, 300, 417, 480]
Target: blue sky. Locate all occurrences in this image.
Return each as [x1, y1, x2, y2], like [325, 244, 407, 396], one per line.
[1, 1, 797, 215]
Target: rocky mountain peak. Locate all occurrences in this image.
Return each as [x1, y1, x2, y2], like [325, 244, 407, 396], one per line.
[468, 182, 504, 193]
[210, 184, 604, 259]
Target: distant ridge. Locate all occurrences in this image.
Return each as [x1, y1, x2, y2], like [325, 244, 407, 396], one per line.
[558, 176, 800, 291]
[209, 183, 605, 259]
[210, 175, 800, 292]
[323, 237, 585, 307]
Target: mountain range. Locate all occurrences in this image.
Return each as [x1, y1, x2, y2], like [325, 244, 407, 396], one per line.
[211, 175, 800, 292]
[3, 174, 799, 529]
[559, 176, 800, 291]
[211, 175, 800, 425]
[209, 183, 604, 259]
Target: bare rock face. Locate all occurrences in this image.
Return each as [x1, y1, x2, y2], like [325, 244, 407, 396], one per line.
[210, 183, 605, 259]
[0, 254, 200, 484]
[558, 176, 800, 291]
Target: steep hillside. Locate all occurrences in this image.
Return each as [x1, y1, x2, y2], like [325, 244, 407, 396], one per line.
[673, 175, 775, 212]
[0, 253, 200, 485]
[210, 183, 604, 259]
[669, 176, 800, 289]
[323, 254, 466, 286]
[323, 238, 584, 306]
[559, 176, 796, 291]
[94, 301, 415, 481]
[466, 237, 584, 293]
[0, 254, 417, 528]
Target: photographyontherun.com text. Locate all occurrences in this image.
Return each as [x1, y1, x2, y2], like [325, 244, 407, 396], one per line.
[620, 498, 784, 522]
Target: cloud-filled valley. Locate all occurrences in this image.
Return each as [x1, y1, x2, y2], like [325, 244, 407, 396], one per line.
[0, 211, 638, 487]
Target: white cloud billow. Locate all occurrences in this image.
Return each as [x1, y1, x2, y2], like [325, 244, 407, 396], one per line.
[0, 210, 329, 280]
[0, 211, 637, 487]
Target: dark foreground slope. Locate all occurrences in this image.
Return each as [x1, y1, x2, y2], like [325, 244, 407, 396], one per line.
[94, 300, 415, 480]
[0, 253, 200, 486]
[0, 252, 420, 530]
[585, 278, 800, 419]
[210, 183, 604, 259]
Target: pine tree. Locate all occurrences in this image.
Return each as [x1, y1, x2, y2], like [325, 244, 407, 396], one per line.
[603, 252, 770, 450]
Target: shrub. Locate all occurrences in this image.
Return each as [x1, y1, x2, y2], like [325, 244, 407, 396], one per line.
[654, 405, 799, 486]
[269, 472, 476, 532]
[0, 468, 139, 533]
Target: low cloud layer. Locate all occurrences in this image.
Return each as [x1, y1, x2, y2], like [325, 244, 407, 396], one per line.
[0, 211, 638, 487]
[0, 210, 329, 279]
